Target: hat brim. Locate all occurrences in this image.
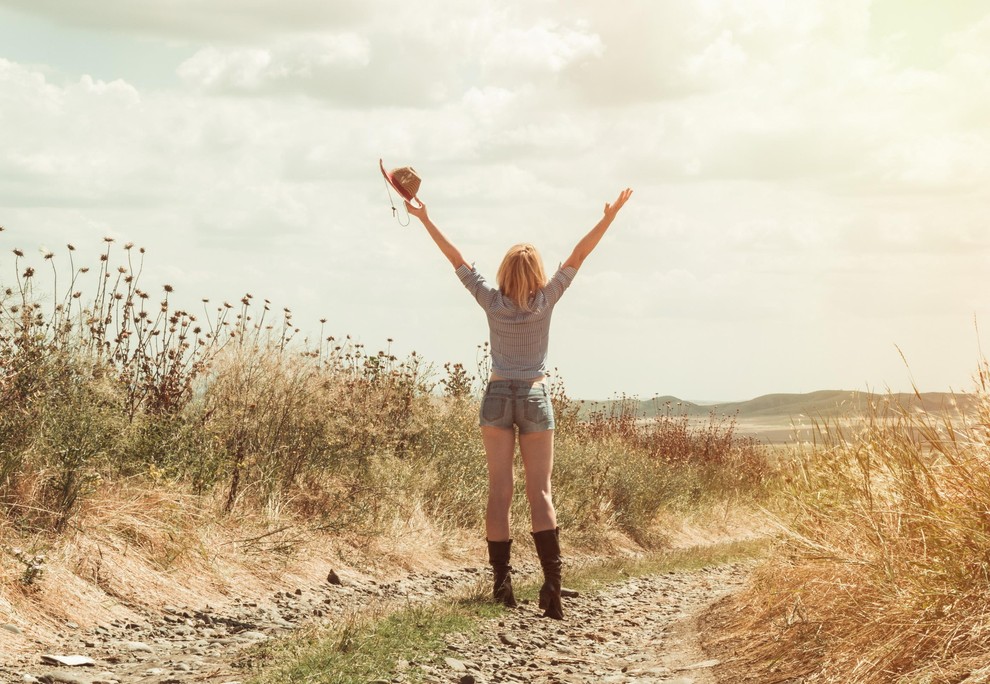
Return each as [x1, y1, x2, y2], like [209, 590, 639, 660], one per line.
[380, 159, 421, 206]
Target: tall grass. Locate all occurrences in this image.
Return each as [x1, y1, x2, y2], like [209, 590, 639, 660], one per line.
[714, 364, 990, 682]
[1, 236, 776, 546]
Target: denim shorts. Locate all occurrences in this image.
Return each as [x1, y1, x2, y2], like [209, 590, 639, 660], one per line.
[479, 380, 555, 433]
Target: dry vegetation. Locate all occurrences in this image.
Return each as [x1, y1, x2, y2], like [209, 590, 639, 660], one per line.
[0, 235, 777, 640]
[706, 361, 990, 682]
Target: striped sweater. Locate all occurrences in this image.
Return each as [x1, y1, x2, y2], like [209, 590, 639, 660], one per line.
[455, 263, 577, 380]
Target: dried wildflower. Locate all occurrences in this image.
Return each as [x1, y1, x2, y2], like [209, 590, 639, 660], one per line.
[23, 267, 34, 278]
[139, 247, 145, 254]
[114, 293, 123, 300]
[72, 291, 81, 298]
[124, 242, 134, 250]
[67, 243, 75, 251]
[163, 284, 174, 293]
[100, 254, 108, 262]
[103, 236, 114, 243]
[80, 267, 90, 273]
[43, 251, 54, 260]
[118, 266, 127, 274]
[13, 248, 24, 257]
[223, 302, 232, 309]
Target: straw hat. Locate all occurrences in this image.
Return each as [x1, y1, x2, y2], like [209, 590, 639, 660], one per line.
[379, 159, 422, 207]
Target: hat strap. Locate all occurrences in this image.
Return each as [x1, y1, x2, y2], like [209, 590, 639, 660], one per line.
[383, 176, 410, 227]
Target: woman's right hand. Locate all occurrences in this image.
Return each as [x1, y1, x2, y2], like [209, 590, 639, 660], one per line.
[405, 199, 428, 222]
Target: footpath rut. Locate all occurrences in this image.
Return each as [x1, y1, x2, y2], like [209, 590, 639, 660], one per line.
[1, 559, 749, 684]
[422, 563, 748, 684]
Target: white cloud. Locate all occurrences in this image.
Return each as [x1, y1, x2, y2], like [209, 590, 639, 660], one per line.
[2, 1, 990, 398]
[178, 34, 370, 92]
[480, 22, 603, 75]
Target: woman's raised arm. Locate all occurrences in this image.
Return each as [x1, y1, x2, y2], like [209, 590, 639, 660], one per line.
[406, 200, 468, 270]
[562, 188, 633, 271]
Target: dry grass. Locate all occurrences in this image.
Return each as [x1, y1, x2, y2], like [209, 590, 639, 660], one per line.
[1, 235, 780, 655]
[705, 360, 990, 683]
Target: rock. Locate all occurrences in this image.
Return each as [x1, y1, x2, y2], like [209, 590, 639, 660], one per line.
[459, 676, 477, 684]
[675, 658, 720, 671]
[239, 631, 269, 641]
[20, 675, 40, 683]
[327, 570, 342, 585]
[3, 623, 23, 634]
[499, 633, 520, 647]
[444, 657, 467, 672]
[40, 654, 96, 667]
[123, 641, 154, 653]
[45, 674, 87, 684]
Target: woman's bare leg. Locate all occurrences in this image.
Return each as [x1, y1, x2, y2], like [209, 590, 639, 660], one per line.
[519, 430, 557, 532]
[482, 426, 516, 541]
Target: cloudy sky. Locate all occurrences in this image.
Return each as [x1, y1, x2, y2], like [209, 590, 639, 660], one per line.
[1, 0, 988, 401]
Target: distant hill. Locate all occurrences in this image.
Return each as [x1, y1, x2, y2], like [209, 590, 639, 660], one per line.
[577, 390, 973, 421]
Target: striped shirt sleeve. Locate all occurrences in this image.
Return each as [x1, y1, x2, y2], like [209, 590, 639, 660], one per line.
[542, 265, 577, 308]
[455, 264, 498, 309]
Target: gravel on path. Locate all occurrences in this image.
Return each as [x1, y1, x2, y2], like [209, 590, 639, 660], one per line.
[1, 559, 750, 684]
[415, 563, 750, 684]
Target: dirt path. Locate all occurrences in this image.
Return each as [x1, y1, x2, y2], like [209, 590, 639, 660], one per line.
[1, 559, 749, 684]
[420, 563, 750, 684]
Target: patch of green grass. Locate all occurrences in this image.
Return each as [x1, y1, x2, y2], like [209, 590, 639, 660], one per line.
[244, 538, 769, 684]
[244, 595, 503, 684]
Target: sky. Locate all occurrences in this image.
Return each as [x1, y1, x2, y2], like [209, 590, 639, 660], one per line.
[0, 0, 988, 401]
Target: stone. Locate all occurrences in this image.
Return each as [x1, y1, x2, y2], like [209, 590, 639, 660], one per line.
[499, 634, 520, 647]
[674, 659, 720, 671]
[3, 623, 23, 634]
[40, 654, 96, 667]
[124, 640, 154, 653]
[327, 570, 342, 585]
[444, 657, 467, 672]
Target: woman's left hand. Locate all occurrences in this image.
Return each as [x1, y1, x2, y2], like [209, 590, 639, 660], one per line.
[603, 188, 633, 221]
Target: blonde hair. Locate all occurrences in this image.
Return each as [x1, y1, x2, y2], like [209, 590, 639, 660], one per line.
[497, 243, 547, 311]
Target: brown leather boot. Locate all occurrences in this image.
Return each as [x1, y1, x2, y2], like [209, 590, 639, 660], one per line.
[487, 539, 517, 607]
[531, 527, 563, 619]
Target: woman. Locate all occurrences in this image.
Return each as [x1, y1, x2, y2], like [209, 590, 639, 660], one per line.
[406, 188, 633, 619]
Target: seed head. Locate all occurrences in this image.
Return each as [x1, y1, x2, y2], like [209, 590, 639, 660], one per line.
[43, 251, 54, 260]
[23, 267, 34, 278]
[124, 242, 134, 250]
[118, 266, 127, 274]
[103, 236, 114, 243]
[163, 284, 174, 293]
[13, 249, 23, 257]
[67, 243, 75, 251]
[80, 267, 90, 273]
